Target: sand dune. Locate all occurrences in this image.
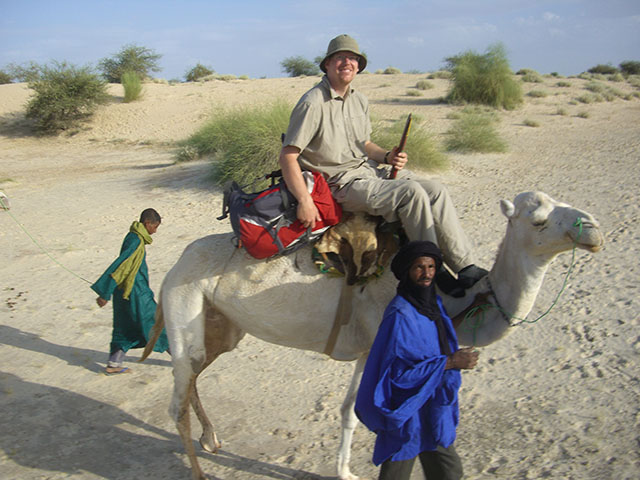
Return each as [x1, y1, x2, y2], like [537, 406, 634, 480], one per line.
[1, 74, 639, 479]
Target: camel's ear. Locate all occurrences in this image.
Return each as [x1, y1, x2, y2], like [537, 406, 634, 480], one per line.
[500, 199, 515, 219]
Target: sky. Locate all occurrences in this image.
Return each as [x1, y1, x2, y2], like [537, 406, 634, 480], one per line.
[1, 0, 639, 80]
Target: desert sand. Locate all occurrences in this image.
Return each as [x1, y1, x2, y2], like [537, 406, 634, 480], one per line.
[1, 73, 639, 480]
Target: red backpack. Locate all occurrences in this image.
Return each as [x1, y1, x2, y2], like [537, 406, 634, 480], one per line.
[218, 171, 342, 259]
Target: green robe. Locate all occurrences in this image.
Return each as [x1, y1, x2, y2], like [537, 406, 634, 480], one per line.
[91, 232, 169, 354]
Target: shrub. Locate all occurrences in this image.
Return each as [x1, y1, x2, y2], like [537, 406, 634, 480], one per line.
[527, 90, 548, 98]
[406, 90, 423, 97]
[444, 108, 507, 153]
[383, 67, 402, 75]
[427, 70, 452, 79]
[556, 81, 571, 87]
[121, 71, 143, 102]
[619, 61, 640, 76]
[588, 64, 618, 75]
[416, 79, 434, 90]
[178, 100, 292, 185]
[517, 69, 543, 83]
[99, 44, 162, 83]
[608, 72, 624, 82]
[0, 70, 11, 84]
[185, 63, 214, 82]
[555, 107, 568, 116]
[25, 61, 108, 132]
[371, 115, 447, 171]
[4, 61, 42, 82]
[281, 56, 320, 77]
[577, 111, 590, 119]
[523, 119, 540, 127]
[445, 43, 522, 110]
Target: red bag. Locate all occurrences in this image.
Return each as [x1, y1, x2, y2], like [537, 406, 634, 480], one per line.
[219, 171, 342, 259]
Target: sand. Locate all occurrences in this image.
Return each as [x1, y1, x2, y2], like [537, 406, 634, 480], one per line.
[1, 73, 639, 480]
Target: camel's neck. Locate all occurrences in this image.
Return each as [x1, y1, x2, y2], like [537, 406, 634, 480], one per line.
[490, 229, 553, 322]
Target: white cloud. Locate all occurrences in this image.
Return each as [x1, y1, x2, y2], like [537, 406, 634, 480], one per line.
[543, 12, 560, 22]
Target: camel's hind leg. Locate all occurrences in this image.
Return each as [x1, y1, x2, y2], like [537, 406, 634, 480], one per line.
[337, 355, 367, 480]
[170, 302, 244, 480]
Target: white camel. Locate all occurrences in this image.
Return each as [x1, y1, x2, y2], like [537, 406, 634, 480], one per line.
[141, 191, 603, 480]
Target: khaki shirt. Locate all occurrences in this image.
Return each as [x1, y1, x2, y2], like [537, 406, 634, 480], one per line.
[284, 76, 372, 182]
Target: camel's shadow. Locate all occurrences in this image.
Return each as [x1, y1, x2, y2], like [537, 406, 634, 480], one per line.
[0, 372, 334, 479]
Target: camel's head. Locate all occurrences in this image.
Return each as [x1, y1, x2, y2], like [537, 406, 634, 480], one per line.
[316, 213, 390, 285]
[500, 191, 604, 256]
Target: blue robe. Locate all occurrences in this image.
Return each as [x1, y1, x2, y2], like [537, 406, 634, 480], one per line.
[91, 232, 169, 355]
[355, 295, 461, 465]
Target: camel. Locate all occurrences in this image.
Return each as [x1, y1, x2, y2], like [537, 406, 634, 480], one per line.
[141, 191, 603, 480]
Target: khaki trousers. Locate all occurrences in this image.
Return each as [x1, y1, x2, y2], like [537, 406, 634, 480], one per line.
[331, 162, 475, 272]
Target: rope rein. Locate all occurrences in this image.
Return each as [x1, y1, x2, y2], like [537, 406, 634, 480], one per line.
[461, 217, 584, 344]
[0, 196, 93, 285]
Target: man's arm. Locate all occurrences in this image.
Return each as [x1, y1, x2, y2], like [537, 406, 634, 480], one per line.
[279, 145, 321, 229]
[364, 141, 408, 171]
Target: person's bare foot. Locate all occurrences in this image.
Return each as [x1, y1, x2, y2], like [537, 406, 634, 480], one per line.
[105, 366, 131, 375]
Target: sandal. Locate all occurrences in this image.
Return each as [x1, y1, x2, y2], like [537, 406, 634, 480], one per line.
[105, 366, 132, 375]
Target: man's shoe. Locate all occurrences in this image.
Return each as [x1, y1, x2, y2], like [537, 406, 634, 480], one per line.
[456, 264, 489, 289]
[435, 267, 466, 298]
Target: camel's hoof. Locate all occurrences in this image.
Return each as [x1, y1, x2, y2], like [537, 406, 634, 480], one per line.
[199, 435, 221, 453]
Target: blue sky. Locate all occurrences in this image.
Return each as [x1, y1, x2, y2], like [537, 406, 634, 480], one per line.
[1, 0, 639, 80]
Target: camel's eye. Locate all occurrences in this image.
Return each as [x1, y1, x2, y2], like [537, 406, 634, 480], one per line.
[532, 220, 547, 227]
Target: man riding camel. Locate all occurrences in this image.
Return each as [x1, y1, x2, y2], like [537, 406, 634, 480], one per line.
[279, 34, 486, 294]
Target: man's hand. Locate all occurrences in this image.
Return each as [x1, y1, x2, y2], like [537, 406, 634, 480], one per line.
[297, 197, 321, 229]
[96, 297, 108, 308]
[446, 347, 479, 370]
[387, 146, 408, 171]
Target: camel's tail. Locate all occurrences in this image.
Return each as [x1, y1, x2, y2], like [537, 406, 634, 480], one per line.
[139, 297, 165, 362]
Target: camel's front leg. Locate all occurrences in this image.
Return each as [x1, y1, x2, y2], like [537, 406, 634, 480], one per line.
[337, 355, 367, 480]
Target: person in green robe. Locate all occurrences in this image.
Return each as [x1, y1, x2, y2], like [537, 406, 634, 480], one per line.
[92, 208, 169, 374]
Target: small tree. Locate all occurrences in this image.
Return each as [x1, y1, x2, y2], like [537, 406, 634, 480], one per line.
[587, 64, 618, 75]
[26, 61, 108, 132]
[281, 56, 320, 77]
[99, 44, 162, 83]
[445, 43, 522, 110]
[5, 61, 42, 82]
[185, 63, 214, 82]
[0, 70, 11, 84]
[121, 71, 143, 102]
[619, 61, 640, 76]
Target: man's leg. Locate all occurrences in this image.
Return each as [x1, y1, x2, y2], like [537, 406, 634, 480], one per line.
[418, 444, 463, 480]
[379, 456, 416, 480]
[334, 175, 473, 271]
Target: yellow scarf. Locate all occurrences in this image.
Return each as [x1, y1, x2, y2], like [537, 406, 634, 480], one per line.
[110, 221, 152, 299]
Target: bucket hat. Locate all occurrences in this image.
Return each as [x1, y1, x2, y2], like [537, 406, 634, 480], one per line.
[319, 34, 367, 73]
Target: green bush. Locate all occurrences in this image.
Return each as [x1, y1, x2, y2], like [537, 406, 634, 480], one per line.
[0, 70, 11, 84]
[4, 61, 41, 82]
[619, 61, 640, 76]
[527, 90, 548, 98]
[121, 71, 143, 102]
[99, 44, 162, 83]
[178, 100, 292, 185]
[588, 64, 618, 75]
[517, 69, 543, 83]
[445, 43, 522, 110]
[427, 70, 452, 79]
[416, 79, 434, 90]
[185, 63, 214, 82]
[25, 61, 108, 132]
[371, 115, 447, 171]
[556, 81, 572, 87]
[281, 56, 320, 77]
[383, 67, 402, 75]
[444, 108, 507, 153]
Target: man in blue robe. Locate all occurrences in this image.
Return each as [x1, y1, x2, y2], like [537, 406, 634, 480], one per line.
[355, 241, 479, 479]
[92, 208, 169, 374]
